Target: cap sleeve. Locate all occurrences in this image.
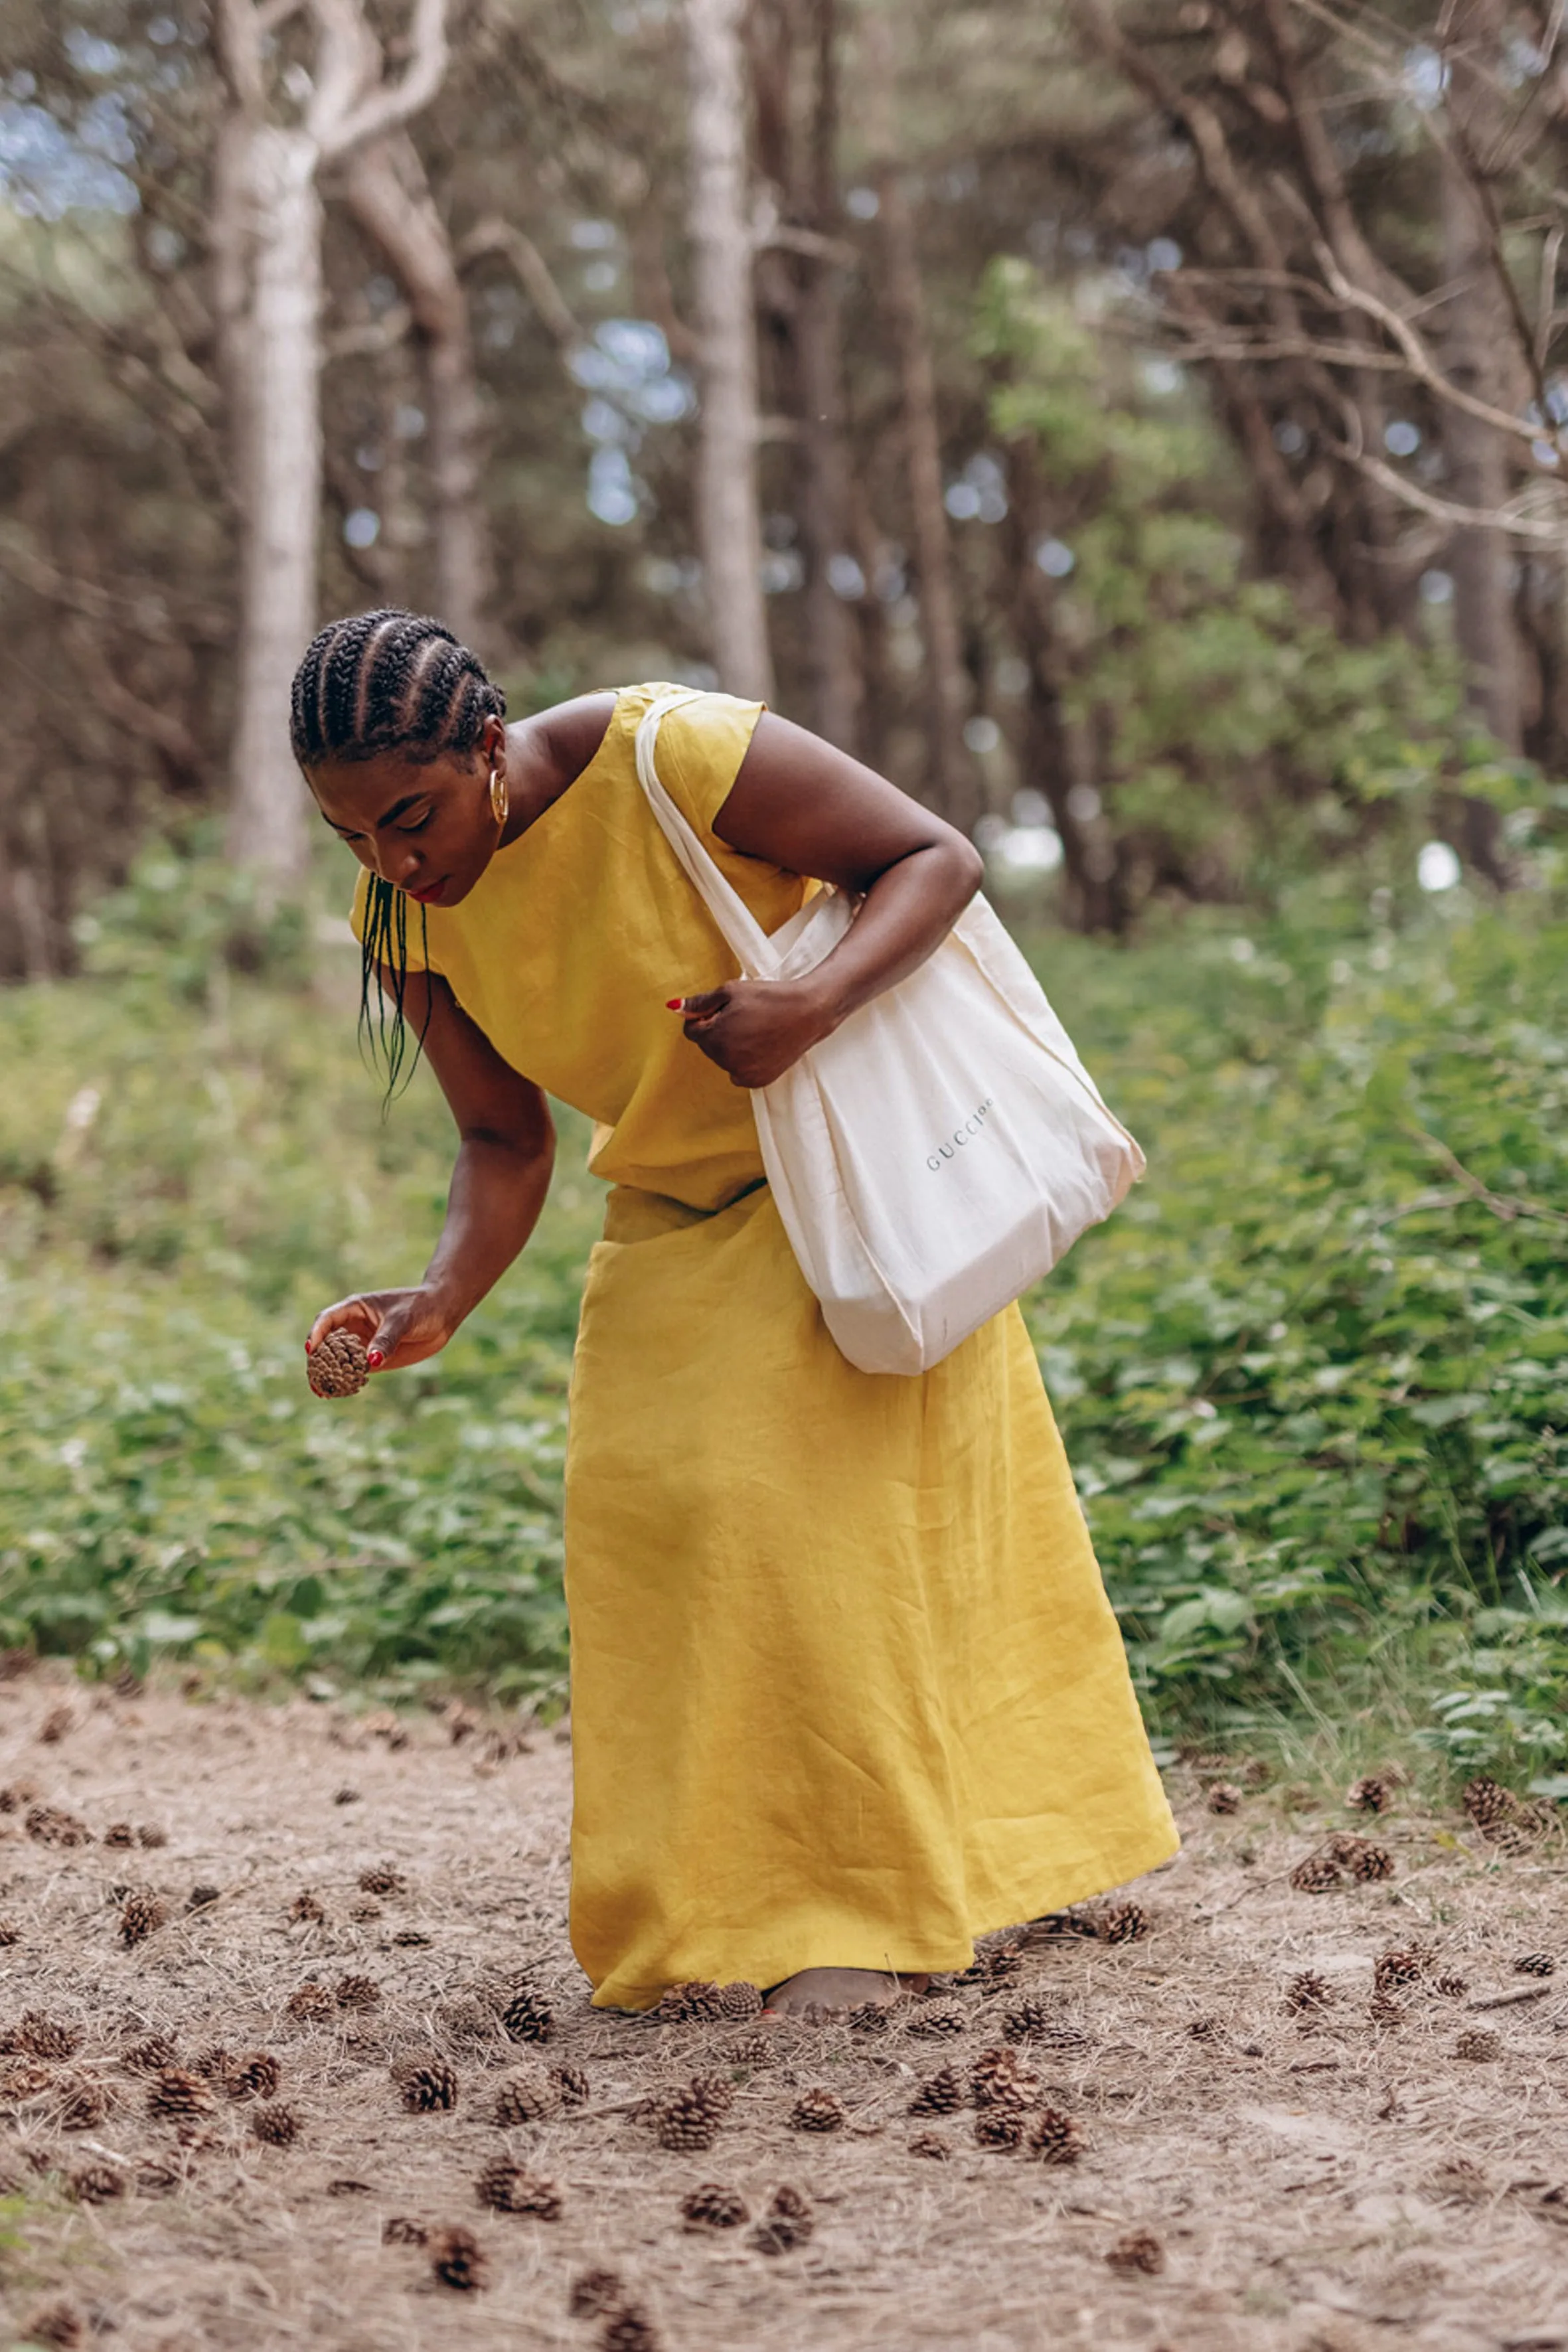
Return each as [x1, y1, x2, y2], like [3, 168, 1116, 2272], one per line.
[646, 690, 767, 849]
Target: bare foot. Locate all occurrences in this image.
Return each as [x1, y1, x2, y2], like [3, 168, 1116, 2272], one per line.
[761, 1967, 929, 2019]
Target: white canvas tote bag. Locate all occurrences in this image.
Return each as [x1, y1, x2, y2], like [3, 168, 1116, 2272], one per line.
[635, 690, 1145, 1376]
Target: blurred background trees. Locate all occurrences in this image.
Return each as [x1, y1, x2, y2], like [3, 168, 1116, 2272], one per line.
[3, 0, 1567, 970]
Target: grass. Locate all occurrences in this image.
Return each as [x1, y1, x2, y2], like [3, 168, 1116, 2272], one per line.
[1, 844, 1565, 1794]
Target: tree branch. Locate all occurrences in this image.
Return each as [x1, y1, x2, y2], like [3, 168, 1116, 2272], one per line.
[457, 219, 582, 353]
[327, 0, 449, 161]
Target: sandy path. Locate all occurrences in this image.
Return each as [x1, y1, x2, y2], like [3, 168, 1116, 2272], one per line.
[0, 1669, 1563, 2352]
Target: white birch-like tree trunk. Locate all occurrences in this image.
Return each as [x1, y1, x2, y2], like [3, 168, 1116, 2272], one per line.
[226, 126, 325, 877]
[685, 0, 774, 702]
[214, 0, 450, 884]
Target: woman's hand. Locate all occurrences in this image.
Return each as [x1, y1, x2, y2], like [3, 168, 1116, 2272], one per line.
[305, 1285, 457, 1373]
[672, 978, 834, 1089]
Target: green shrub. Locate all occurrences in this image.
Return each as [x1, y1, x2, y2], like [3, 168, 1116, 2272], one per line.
[1, 868, 1564, 1784]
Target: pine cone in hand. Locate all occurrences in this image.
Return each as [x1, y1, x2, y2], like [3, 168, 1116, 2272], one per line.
[307, 1331, 369, 1398]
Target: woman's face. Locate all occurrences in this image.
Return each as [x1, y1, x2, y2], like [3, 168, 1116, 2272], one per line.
[307, 716, 506, 910]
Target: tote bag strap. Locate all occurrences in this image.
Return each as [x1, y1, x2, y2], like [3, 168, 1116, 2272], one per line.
[633, 690, 784, 982]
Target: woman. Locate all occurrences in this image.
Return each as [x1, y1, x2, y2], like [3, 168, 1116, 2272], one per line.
[295, 607, 1177, 2017]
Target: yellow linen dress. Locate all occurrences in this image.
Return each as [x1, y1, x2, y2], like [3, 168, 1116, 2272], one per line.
[353, 683, 1178, 2009]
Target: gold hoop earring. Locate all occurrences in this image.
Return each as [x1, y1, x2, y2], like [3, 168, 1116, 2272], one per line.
[489, 761, 509, 830]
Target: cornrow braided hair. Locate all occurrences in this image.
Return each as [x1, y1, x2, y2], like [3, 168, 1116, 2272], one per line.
[289, 609, 507, 1097]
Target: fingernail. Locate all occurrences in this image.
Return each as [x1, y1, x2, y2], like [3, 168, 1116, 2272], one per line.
[366, 1350, 384, 1368]
[665, 998, 684, 1011]
[303, 1340, 313, 1354]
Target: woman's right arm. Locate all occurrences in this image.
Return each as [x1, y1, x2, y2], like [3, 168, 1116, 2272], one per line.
[305, 969, 556, 1375]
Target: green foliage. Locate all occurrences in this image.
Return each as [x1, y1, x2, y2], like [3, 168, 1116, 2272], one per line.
[1, 873, 1565, 1780]
[1027, 896, 1568, 1782]
[74, 821, 313, 1006]
[977, 258, 1567, 909]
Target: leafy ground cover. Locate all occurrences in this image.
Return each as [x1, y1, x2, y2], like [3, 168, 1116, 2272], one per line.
[1, 856, 1564, 1788]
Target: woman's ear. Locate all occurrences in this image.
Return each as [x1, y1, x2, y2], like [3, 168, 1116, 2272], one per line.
[481, 712, 508, 768]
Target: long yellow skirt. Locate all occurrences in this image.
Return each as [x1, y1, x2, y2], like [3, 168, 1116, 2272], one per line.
[564, 1182, 1178, 2011]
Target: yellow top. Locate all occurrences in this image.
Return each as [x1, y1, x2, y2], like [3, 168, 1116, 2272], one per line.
[351, 683, 800, 1211]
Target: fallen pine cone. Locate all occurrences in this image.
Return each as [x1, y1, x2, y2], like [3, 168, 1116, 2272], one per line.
[226, 2051, 281, 2101]
[749, 2183, 813, 2255]
[121, 2033, 178, 2074]
[18, 2011, 82, 2060]
[382, 2215, 428, 2245]
[358, 1864, 406, 1897]
[1206, 1782, 1242, 1815]
[1093, 1900, 1148, 1944]
[39, 1705, 73, 1745]
[334, 1974, 381, 2012]
[251, 2103, 300, 2146]
[1290, 1851, 1345, 1894]
[601, 2302, 663, 2351]
[1514, 1952, 1556, 1977]
[909, 2131, 951, 2159]
[428, 2224, 488, 2291]
[909, 2063, 965, 2117]
[25, 1804, 92, 1848]
[1285, 1971, 1333, 2013]
[971, 2047, 1040, 2109]
[147, 2067, 212, 2120]
[1346, 1773, 1394, 1814]
[58, 2077, 111, 2132]
[492, 2069, 560, 2126]
[1374, 1944, 1433, 1995]
[1027, 2107, 1085, 2165]
[0, 1919, 19, 1947]
[289, 1891, 325, 1924]
[789, 2086, 845, 2133]
[501, 1983, 553, 2044]
[396, 2057, 459, 2112]
[104, 1821, 135, 1848]
[68, 2161, 125, 2205]
[119, 1889, 169, 1948]
[307, 1330, 369, 1399]
[655, 1979, 726, 2022]
[681, 2181, 748, 2231]
[653, 2075, 733, 2151]
[907, 2007, 967, 2039]
[718, 1981, 763, 2019]
[1455, 2029, 1502, 2062]
[285, 1983, 335, 2022]
[1107, 2227, 1165, 2275]
[974, 2106, 1026, 2150]
[475, 2158, 561, 2219]
[23, 2301, 84, 2348]
[552, 2061, 591, 2107]
[569, 2267, 627, 2318]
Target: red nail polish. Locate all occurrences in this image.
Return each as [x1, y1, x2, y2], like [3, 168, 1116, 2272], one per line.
[665, 998, 684, 1010]
[303, 1340, 313, 1354]
[366, 1350, 384, 1368]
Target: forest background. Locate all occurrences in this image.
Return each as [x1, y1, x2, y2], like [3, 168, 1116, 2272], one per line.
[1, 0, 1565, 1798]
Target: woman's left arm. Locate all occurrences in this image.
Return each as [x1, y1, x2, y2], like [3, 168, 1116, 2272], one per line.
[673, 712, 983, 1088]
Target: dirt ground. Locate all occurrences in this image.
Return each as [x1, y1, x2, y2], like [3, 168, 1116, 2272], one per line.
[0, 1669, 1563, 2352]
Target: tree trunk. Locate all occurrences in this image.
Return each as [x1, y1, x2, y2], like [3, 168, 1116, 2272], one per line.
[862, 13, 977, 830]
[341, 132, 491, 650]
[1439, 29, 1521, 754]
[1002, 438, 1120, 931]
[685, 0, 774, 702]
[795, 0, 860, 752]
[226, 125, 323, 881]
